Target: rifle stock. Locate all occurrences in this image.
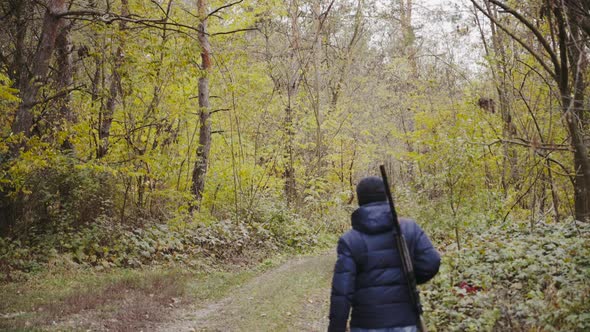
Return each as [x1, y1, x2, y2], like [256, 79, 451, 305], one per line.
[380, 165, 427, 332]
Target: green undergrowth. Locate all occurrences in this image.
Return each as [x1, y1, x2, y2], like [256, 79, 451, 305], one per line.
[0, 202, 337, 283]
[423, 220, 590, 332]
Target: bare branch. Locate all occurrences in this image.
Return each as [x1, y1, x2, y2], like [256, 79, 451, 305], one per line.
[150, 0, 167, 16]
[210, 108, 231, 114]
[543, 154, 576, 179]
[23, 85, 84, 108]
[474, 138, 573, 151]
[56, 9, 255, 37]
[470, 0, 557, 79]
[487, 0, 561, 74]
[211, 27, 258, 36]
[207, 0, 244, 20]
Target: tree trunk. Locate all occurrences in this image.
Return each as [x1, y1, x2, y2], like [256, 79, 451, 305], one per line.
[190, 0, 212, 210]
[97, 0, 128, 158]
[12, 0, 66, 142]
[284, 0, 302, 206]
[557, 6, 590, 222]
[483, 0, 518, 193]
[312, 0, 323, 175]
[561, 77, 590, 222]
[284, 105, 296, 205]
[0, 0, 30, 232]
[566, 111, 590, 222]
[54, 21, 75, 150]
[11, 0, 29, 87]
[55, 23, 74, 123]
[399, 0, 416, 77]
[563, 56, 590, 222]
[330, 0, 362, 109]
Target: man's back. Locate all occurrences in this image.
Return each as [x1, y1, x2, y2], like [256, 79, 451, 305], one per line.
[329, 196, 440, 332]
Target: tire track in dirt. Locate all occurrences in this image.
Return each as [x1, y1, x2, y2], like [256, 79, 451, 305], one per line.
[155, 253, 335, 332]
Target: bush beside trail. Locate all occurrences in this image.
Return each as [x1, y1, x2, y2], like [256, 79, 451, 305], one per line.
[424, 220, 590, 332]
[0, 204, 335, 283]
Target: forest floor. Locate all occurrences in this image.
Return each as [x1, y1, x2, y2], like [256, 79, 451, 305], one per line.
[0, 252, 334, 331]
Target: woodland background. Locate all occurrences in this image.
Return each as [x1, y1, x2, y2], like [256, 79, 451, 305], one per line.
[0, 0, 589, 330]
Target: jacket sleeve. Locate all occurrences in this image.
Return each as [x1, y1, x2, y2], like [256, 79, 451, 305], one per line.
[328, 237, 356, 332]
[412, 223, 441, 285]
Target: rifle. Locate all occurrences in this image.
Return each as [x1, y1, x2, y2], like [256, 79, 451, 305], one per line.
[379, 165, 427, 332]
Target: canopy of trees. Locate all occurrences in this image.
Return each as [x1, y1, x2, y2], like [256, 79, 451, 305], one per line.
[0, 0, 588, 243]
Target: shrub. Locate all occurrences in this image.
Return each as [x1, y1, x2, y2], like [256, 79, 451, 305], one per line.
[0, 199, 325, 281]
[2, 155, 115, 234]
[423, 220, 590, 331]
[241, 199, 323, 251]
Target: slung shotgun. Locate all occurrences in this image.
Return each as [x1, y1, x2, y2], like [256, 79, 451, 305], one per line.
[379, 165, 427, 332]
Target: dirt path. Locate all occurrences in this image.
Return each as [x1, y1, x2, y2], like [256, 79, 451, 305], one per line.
[155, 253, 335, 332]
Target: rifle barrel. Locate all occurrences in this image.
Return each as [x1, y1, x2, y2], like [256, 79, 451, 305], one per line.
[379, 165, 427, 332]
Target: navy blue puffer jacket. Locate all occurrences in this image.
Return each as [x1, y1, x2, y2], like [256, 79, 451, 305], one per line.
[328, 201, 441, 331]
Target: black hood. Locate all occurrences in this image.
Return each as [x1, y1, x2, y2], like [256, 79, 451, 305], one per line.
[356, 176, 387, 206]
[351, 201, 394, 234]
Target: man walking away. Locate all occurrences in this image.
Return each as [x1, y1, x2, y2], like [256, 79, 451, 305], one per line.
[328, 176, 441, 332]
